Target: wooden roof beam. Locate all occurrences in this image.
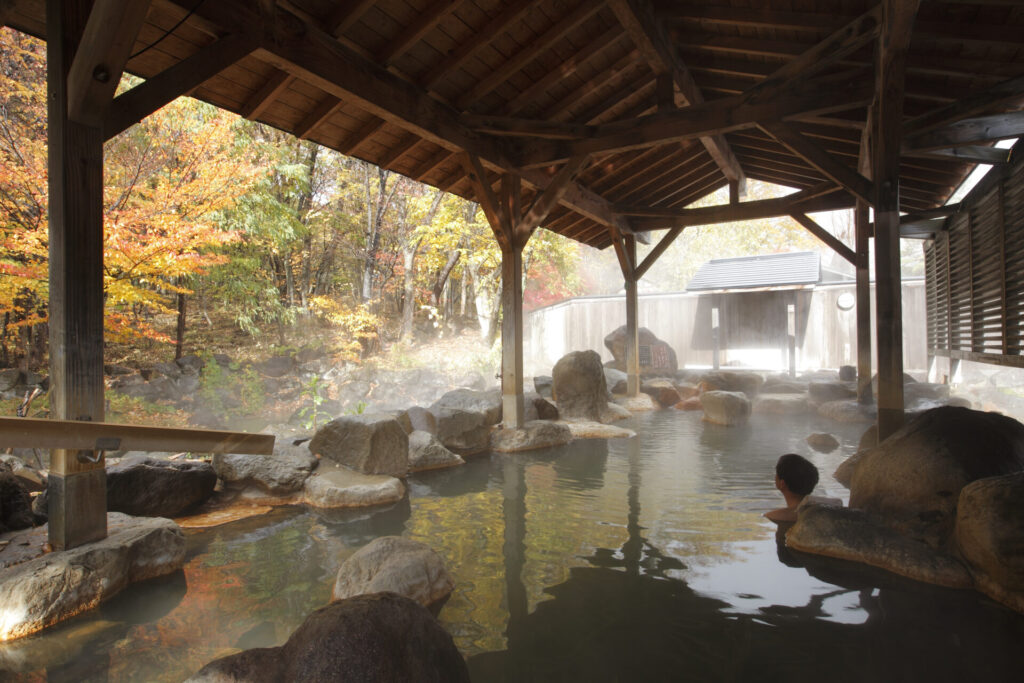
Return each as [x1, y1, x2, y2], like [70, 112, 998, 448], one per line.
[904, 146, 1013, 165]
[790, 213, 855, 264]
[462, 115, 593, 139]
[515, 155, 591, 242]
[520, 77, 873, 165]
[295, 95, 342, 139]
[104, 31, 259, 140]
[904, 74, 1024, 136]
[904, 112, 1024, 152]
[761, 121, 874, 205]
[325, 0, 377, 37]
[67, 0, 152, 127]
[241, 68, 296, 120]
[609, 0, 745, 188]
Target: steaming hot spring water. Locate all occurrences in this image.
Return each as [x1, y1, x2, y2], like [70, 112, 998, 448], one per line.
[3, 409, 1022, 682]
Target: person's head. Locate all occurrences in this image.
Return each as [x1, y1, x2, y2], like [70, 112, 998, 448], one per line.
[775, 454, 819, 497]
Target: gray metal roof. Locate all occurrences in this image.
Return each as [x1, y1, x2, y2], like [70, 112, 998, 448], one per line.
[686, 252, 821, 292]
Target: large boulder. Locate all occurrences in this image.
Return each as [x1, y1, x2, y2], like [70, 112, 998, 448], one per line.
[308, 414, 409, 478]
[0, 513, 186, 640]
[523, 392, 559, 421]
[849, 407, 1024, 549]
[490, 421, 573, 452]
[187, 594, 470, 683]
[212, 437, 318, 496]
[331, 536, 454, 609]
[430, 389, 502, 426]
[700, 391, 751, 426]
[808, 380, 857, 404]
[0, 455, 46, 492]
[408, 431, 464, 472]
[394, 406, 437, 435]
[0, 472, 34, 533]
[257, 354, 294, 378]
[954, 472, 1024, 613]
[817, 399, 874, 423]
[301, 463, 405, 508]
[431, 407, 490, 454]
[552, 350, 609, 421]
[533, 375, 553, 398]
[695, 370, 764, 398]
[604, 367, 628, 395]
[107, 457, 216, 518]
[603, 326, 678, 377]
[806, 432, 840, 453]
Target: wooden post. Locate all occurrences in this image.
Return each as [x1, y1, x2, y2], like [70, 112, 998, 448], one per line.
[47, 0, 108, 550]
[624, 236, 640, 396]
[500, 240, 525, 428]
[855, 199, 874, 403]
[872, 0, 918, 440]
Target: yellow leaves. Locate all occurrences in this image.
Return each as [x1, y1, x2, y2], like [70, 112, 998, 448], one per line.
[308, 297, 381, 362]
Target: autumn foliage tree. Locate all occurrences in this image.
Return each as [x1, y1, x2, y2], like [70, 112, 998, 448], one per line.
[0, 28, 259, 363]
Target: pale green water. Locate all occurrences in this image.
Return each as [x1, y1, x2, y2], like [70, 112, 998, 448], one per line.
[2, 410, 1022, 682]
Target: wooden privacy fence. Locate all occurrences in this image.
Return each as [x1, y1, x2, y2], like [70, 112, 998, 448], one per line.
[926, 145, 1024, 367]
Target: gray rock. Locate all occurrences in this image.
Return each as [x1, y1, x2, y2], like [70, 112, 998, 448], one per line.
[0, 455, 46, 492]
[696, 370, 764, 398]
[0, 368, 23, 392]
[331, 536, 454, 608]
[104, 363, 134, 376]
[817, 399, 874, 423]
[213, 438, 318, 496]
[0, 513, 185, 640]
[394, 406, 437, 435]
[308, 414, 409, 478]
[523, 392, 559, 421]
[786, 502, 972, 589]
[0, 472, 34, 533]
[808, 380, 857, 404]
[604, 326, 678, 377]
[301, 463, 405, 508]
[604, 367, 628, 395]
[431, 407, 490, 454]
[839, 365, 857, 381]
[108, 457, 216, 518]
[806, 432, 840, 453]
[490, 421, 573, 452]
[533, 375, 553, 398]
[552, 350, 609, 421]
[955, 472, 1024, 614]
[175, 354, 204, 375]
[640, 378, 681, 407]
[700, 390, 751, 426]
[258, 355, 294, 378]
[408, 431, 464, 472]
[850, 407, 1024, 549]
[753, 393, 809, 415]
[760, 378, 808, 394]
[152, 361, 182, 379]
[430, 388, 502, 426]
[186, 594, 470, 683]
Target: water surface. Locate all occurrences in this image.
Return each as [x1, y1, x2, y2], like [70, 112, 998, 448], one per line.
[2, 410, 1022, 682]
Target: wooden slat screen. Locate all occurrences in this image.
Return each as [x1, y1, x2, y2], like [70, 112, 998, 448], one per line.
[926, 145, 1024, 367]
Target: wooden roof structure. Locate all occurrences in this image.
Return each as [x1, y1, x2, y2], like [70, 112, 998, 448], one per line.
[5, 0, 1023, 251]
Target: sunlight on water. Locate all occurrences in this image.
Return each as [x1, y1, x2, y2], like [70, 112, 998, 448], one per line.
[2, 410, 1022, 682]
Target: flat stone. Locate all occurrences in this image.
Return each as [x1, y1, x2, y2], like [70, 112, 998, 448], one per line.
[309, 413, 409, 478]
[613, 393, 656, 413]
[817, 399, 875, 423]
[0, 513, 186, 640]
[107, 457, 217, 518]
[176, 504, 274, 529]
[601, 401, 634, 422]
[754, 393, 809, 415]
[431, 407, 490, 454]
[786, 502, 972, 589]
[700, 390, 751, 426]
[806, 432, 840, 453]
[430, 388, 502, 426]
[301, 463, 405, 509]
[562, 421, 636, 439]
[808, 380, 857, 404]
[695, 370, 764, 398]
[490, 421, 573, 452]
[641, 379, 682, 407]
[331, 536, 454, 608]
[212, 436, 317, 495]
[408, 431, 464, 472]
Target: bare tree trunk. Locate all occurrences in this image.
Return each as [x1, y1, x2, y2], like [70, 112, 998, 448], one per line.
[175, 290, 187, 360]
[400, 245, 418, 339]
[431, 249, 461, 307]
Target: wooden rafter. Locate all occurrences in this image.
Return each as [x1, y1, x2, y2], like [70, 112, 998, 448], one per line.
[904, 112, 1024, 152]
[515, 155, 591, 243]
[241, 68, 296, 120]
[761, 121, 874, 205]
[376, 0, 461, 65]
[104, 31, 258, 140]
[67, 0, 152, 127]
[905, 146, 1013, 165]
[790, 213, 855, 264]
[634, 226, 682, 280]
[609, 0, 745, 187]
[295, 95, 342, 139]
[904, 74, 1024, 136]
[325, 0, 376, 36]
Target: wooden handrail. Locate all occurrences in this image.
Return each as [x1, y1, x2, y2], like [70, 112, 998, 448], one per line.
[0, 417, 275, 455]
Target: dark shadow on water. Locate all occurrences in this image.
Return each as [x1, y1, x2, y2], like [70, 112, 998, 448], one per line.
[310, 494, 412, 542]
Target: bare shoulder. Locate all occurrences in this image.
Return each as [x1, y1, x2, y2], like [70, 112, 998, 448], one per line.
[765, 507, 798, 523]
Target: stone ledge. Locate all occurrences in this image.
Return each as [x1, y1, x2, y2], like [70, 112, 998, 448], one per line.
[0, 513, 185, 641]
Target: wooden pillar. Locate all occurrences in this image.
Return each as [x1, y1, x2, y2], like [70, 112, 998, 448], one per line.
[624, 236, 640, 396]
[47, 0, 108, 550]
[500, 241, 525, 428]
[855, 199, 874, 403]
[872, 0, 918, 439]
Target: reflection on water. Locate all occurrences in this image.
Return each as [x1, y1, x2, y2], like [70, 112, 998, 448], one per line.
[2, 410, 1022, 681]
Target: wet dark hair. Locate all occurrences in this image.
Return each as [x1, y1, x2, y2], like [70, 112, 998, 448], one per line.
[776, 453, 819, 496]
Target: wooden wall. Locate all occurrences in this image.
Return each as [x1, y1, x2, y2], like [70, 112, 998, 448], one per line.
[925, 146, 1024, 368]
